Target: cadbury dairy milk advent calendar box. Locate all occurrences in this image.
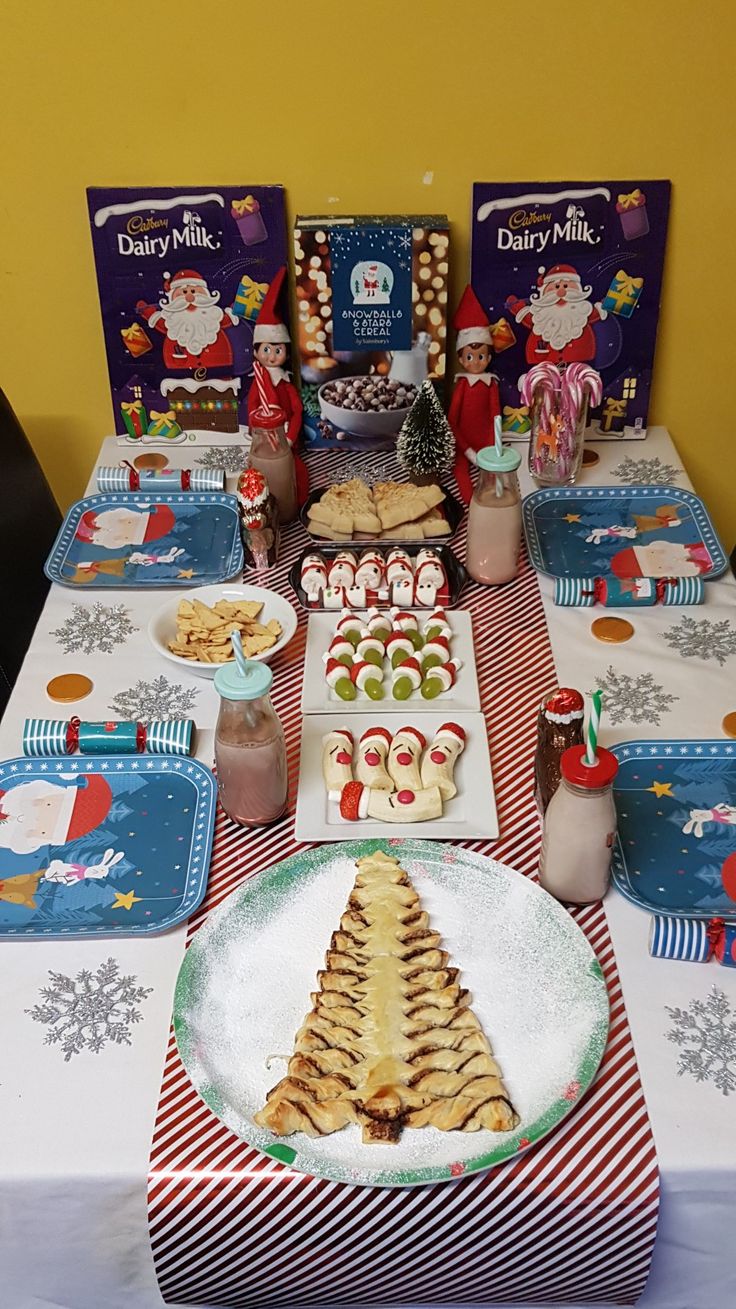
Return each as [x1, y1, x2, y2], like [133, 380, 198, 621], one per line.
[470, 181, 670, 439]
[87, 187, 289, 445]
[294, 214, 450, 450]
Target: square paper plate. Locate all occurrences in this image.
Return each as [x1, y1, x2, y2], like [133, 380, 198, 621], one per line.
[294, 711, 497, 842]
[45, 491, 244, 589]
[301, 610, 480, 714]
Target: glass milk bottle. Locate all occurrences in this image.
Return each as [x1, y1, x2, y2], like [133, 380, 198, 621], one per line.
[248, 403, 298, 525]
[465, 444, 522, 585]
[539, 745, 619, 904]
[213, 660, 287, 826]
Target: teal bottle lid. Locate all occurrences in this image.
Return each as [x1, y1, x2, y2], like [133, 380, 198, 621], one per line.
[214, 659, 273, 701]
[476, 443, 521, 473]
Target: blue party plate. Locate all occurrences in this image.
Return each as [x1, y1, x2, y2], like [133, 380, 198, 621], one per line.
[523, 485, 727, 581]
[0, 755, 216, 938]
[611, 740, 736, 921]
[45, 491, 243, 588]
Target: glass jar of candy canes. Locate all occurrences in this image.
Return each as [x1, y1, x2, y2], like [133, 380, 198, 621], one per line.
[521, 363, 602, 487]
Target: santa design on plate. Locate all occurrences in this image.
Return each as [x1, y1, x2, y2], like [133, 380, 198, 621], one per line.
[136, 268, 239, 369]
[611, 538, 713, 579]
[0, 774, 113, 856]
[75, 504, 176, 550]
[506, 264, 607, 367]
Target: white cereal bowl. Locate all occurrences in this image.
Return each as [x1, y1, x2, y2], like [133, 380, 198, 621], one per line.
[148, 584, 298, 680]
[317, 376, 413, 438]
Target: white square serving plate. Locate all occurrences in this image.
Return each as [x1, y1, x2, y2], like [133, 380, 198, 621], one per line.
[301, 609, 480, 714]
[294, 710, 498, 842]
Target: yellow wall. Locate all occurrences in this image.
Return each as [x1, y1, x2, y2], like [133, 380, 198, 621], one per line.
[2, 0, 735, 543]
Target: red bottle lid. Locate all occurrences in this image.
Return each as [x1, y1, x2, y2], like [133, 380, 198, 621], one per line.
[251, 403, 286, 430]
[560, 744, 618, 789]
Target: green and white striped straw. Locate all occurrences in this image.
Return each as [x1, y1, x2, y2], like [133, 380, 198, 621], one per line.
[584, 690, 602, 766]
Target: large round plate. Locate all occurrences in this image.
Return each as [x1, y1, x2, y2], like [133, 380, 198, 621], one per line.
[174, 839, 609, 1187]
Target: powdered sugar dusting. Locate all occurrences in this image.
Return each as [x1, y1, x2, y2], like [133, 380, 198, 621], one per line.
[177, 841, 608, 1186]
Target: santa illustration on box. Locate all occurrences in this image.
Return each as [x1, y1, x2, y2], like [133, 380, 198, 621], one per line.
[248, 265, 308, 504]
[506, 264, 607, 367]
[75, 504, 176, 550]
[448, 285, 501, 504]
[136, 268, 240, 369]
[0, 774, 113, 856]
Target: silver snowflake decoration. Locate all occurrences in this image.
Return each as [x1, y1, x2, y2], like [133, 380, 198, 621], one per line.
[195, 446, 248, 475]
[109, 675, 199, 721]
[611, 455, 683, 485]
[592, 664, 679, 725]
[665, 988, 736, 1096]
[26, 958, 152, 1061]
[51, 602, 138, 655]
[662, 615, 736, 666]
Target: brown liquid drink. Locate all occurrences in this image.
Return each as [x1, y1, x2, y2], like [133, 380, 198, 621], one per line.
[539, 746, 619, 905]
[213, 661, 288, 827]
[248, 405, 297, 525]
[465, 442, 522, 586]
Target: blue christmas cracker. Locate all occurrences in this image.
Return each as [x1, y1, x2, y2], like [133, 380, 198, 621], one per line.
[23, 718, 194, 757]
[96, 467, 225, 493]
[554, 576, 704, 607]
[649, 915, 736, 968]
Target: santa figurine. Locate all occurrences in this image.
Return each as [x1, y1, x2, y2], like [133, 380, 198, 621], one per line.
[136, 268, 239, 370]
[249, 266, 308, 505]
[448, 286, 501, 504]
[506, 265, 607, 368]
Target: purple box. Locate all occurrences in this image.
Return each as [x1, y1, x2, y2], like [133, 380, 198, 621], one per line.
[87, 186, 288, 441]
[470, 181, 670, 438]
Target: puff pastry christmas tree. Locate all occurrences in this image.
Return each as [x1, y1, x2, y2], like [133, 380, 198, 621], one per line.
[255, 849, 519, 1144]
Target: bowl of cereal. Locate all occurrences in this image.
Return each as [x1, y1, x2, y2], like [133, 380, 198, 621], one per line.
[148, 584, 298, 679]
[318, 375, 418, 437]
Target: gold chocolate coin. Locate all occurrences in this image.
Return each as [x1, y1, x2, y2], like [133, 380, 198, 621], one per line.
[134, 452, 169, 470]
[582, 447, 600, 467]
[46, 673, 94, 703]
[722, 712, 736, 739]
[591, 617, 634, 644]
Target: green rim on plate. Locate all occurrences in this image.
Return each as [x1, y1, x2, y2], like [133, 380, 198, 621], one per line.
[173, 838, 609, 1187]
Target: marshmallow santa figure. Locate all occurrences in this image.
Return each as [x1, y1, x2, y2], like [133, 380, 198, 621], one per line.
[248, 266, 308, 504]
[448, 286, 501, 504]
[136, 268, 239, 370]
[506, 264, 607, 367]
[75, 504, 176, 550]
[0, 775, 113, 856]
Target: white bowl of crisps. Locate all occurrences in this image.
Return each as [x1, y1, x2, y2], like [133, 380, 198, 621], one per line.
[148, 584, 298, 679]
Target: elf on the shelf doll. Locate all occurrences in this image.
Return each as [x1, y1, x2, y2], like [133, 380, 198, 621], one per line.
[248, 265, 309, 505]
[447, 286, 501, 504]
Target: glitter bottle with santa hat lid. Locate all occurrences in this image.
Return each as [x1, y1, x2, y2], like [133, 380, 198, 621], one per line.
[533, 687, 585, 815]
[236, 467, 280, 571]
[465, 417, 522, 586]
[539, 692, 619, 905]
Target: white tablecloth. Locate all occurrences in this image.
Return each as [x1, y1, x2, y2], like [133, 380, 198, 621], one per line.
[0, 427, 734, 1309]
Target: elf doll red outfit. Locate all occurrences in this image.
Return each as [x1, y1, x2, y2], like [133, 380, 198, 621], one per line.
[448, 286, 501, 504]
[248, 266, 308, 505]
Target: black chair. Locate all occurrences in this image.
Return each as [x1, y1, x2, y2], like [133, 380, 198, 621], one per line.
[0, 389, 62, 718]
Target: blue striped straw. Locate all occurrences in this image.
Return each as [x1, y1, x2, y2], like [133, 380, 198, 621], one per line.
[231, 628, 248, 677]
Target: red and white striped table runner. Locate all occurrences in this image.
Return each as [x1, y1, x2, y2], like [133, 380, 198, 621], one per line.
[148, 453, 659, 1307]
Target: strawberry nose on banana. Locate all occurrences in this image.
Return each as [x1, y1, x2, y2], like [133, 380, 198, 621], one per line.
[396, 751, 412, 765]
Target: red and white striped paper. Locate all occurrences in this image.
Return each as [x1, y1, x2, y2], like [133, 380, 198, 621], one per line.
[148, 454, 659, 1307]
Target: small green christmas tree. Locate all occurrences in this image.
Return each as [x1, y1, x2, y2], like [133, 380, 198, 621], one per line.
[381, 276, 390, 293]
[396, 379, 455, 479]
